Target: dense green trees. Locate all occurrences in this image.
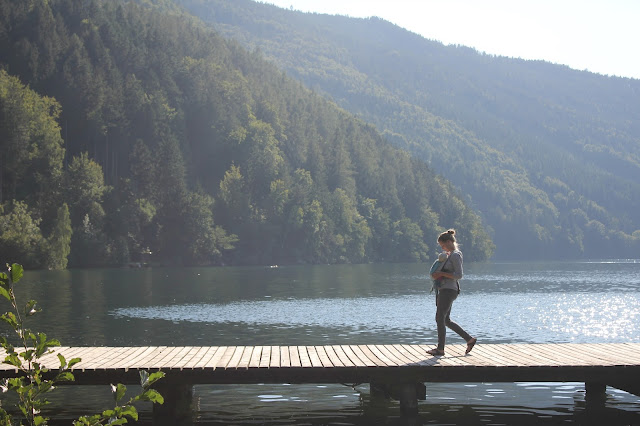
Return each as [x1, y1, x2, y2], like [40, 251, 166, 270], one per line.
[0, 201, 46, 269]
[0, 69, 65, 221]
[0, 70, 66, 269]
[0, 0, 493, 268]
[186, 0, 640, 260]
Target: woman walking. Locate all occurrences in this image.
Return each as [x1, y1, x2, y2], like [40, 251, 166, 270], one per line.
[427, 229, 477, 356]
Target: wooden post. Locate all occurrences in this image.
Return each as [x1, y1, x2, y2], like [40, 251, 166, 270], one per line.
[397, 383, 419, 416]
[585, 382, 606, 397]
[370, 382, 424, 416]
[152, 383, 193, 425]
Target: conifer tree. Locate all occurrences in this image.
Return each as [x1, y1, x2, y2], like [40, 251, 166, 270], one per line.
[46, 203, 72, 270]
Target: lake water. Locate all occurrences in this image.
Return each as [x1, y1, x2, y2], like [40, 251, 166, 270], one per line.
[7, 260, 640, 425]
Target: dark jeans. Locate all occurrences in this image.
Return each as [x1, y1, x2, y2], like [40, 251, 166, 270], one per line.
[435, 289, 472, 351]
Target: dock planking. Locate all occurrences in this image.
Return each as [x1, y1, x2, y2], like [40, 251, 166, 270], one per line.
[2, 343, 638, 422]
[0, 343, 638, 387]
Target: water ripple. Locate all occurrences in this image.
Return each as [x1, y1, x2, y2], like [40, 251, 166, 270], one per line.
[111, 292, 640, 344]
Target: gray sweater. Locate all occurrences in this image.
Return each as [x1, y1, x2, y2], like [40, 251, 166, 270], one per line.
[439, 250, 463, 291]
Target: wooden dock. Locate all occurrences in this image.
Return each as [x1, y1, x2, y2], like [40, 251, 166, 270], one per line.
[2, 343, 639, 422]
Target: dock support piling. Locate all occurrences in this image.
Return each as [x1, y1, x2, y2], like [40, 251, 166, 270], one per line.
[152, 382, 194, 425]
[585, 382, 606, 397]
[370, 382, 425, 416]
[398, 383, 419, 416]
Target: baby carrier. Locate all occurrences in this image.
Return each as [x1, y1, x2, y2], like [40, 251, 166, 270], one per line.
[429, 253, 449, 293]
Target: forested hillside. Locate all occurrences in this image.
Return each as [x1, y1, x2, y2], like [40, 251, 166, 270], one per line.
[179, 0, 640, 260]
[0, 0, 493, 269]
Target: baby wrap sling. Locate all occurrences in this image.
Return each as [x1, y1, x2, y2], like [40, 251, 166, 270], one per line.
[429, 253, 449, 293]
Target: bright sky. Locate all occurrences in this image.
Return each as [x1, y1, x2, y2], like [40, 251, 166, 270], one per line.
[261, 0, 640, 80]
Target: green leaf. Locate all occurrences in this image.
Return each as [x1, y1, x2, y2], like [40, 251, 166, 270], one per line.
[111, 383, 127, 402]
[55, 371, 75, 382]
[68, 357, 82, 368]
[58, 353, 81, 370]
[147, 371, 165, 387]
[58, 353, 66, 368]
[25, 300, 40, 316]
[1, 312, 18, 329]
[106, 419, 128, 425]
[21, 349, 35, 361]
[139, 370, 149, 387]
[120, 405, 138, 420]
[10, 264, 23, 283]
[25, 331, 37, 343]
[0, 287, 10, 302]
[46, 338, 61, 347]
[139, 370, 164, 388]
[34, 333, 60, 357]
[74, 414, 100, 425]
[7, 377, 23, 388]
[137, 389, 164, 404]
[4, 354, 21, 367]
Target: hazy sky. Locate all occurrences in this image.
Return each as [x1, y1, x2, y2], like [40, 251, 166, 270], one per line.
[259, 0, 640, 79]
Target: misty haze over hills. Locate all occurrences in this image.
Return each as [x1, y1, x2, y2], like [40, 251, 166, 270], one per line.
[178, 0, 640, 260]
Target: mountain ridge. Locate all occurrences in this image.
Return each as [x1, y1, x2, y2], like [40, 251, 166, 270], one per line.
[0, 0, 494, 268]
[177, 0, 640, 259]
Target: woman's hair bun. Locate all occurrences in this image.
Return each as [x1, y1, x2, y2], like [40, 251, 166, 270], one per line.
[438, 228, 457, 243]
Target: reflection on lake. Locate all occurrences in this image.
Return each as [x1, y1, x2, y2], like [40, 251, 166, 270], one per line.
[111, 291, 640, 344]
[12, 260, 640, 424]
